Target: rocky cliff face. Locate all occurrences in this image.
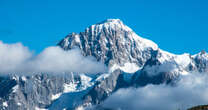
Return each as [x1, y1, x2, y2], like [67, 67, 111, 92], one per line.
[0, 73, 75, 110]
[0, 19, 208, 110]
[58, 19, 158, 70]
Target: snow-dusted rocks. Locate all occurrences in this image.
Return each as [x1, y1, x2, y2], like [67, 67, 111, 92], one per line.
[58, 19, 157, 71]
[1, 19, 208, 110]
[192, 50, 208, 72]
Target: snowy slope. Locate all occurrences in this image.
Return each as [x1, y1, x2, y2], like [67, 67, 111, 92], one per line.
[1, 19, 208, 110]
[58, 19, 158, 73]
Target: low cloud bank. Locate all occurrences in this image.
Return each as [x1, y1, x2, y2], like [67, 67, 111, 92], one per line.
[101, 73, 208, 110]
[0, 41, 107, 74]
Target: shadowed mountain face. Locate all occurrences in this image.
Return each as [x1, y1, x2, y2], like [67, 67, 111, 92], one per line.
[0, 19, 208, 110]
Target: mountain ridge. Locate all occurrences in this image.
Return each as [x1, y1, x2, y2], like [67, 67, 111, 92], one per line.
[0, 19, 208, 110]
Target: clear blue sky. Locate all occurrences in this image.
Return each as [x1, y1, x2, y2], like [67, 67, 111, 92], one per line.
[0, 0, 208, 54]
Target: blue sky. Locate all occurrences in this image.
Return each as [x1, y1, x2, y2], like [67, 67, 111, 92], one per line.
[0, 0, 208, 54]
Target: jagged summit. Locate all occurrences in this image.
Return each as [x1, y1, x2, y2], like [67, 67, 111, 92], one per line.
[86, 18, 133, 33]
[58, 19, 158, 70]
[97, 19, 123, 24]
[193, 50, 208, 59]
[2, 19, 208, 110]
[199, 50, 207, 55]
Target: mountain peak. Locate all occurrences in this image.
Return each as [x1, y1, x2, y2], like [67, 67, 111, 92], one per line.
[200, 50, 206, 55]
[194, 50, 208, 60]
[88, 18, 133, 32]
[194, 50, 208, 57]
[97, 19, 123, 24]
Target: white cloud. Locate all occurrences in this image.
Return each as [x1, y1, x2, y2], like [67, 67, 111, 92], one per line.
[101, 73, 208, 110]
[0, 41, 107, 74]
[0, 41, 32, 73]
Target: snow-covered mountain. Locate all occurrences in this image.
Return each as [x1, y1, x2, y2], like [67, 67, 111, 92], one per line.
[58, 19, 158, 72]
[0, 19, 208, 110]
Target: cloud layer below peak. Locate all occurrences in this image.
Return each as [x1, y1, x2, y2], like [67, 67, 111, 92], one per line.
[100, 73, 208, 110]
[0, 41, 107, 74]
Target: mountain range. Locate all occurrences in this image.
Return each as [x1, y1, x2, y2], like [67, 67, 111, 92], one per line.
[0, 19, 208, 110]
